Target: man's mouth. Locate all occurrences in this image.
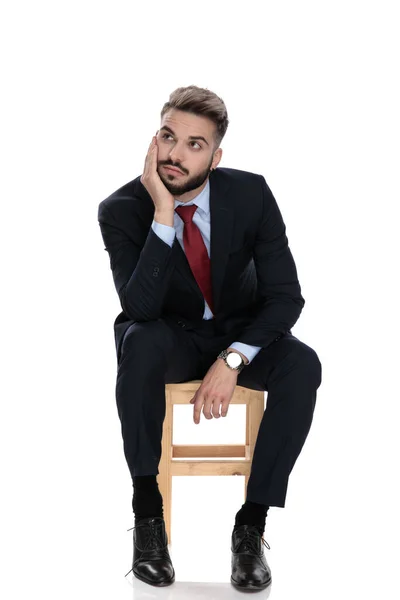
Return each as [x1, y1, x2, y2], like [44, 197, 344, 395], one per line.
[163, 165, 184, 175]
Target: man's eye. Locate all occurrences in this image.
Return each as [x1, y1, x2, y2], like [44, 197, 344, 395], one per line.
[161, 134, 200, 149]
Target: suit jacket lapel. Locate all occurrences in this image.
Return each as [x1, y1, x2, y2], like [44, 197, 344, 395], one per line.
[209, 170, 234, 314]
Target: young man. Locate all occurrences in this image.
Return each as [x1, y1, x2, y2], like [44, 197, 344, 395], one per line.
[98, 85, 322, 591]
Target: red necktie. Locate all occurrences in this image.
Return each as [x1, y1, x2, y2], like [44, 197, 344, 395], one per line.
[175, 203, 214, 313]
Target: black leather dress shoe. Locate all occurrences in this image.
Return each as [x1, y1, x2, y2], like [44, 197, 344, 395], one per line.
[124, 517, 175, 586]
[231, 524, 272, 591]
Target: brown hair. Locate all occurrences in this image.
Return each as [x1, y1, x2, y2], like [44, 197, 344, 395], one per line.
[160, 85, 229, 151]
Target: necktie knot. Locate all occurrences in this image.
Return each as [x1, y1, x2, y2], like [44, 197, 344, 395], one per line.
[175, 203, 198, 223]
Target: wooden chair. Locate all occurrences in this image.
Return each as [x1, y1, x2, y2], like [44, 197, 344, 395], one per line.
[156, 380, 265, 544]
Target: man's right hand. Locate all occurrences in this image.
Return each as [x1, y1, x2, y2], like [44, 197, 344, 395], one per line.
[140, 135, 175, 220]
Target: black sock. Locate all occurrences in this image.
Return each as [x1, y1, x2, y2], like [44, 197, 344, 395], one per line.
[234, 500, 269, 536]
[132, 475, 164, 523]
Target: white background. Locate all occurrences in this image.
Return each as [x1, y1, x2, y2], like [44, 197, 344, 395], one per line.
[1, 1, 399, 598]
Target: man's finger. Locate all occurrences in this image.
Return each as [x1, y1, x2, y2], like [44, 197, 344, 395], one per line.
[220, 397, 230, 417]
[189, 393, 197, 404]
[203, 394, 214, 420]
[193, 393, 204, 424]
[212, 397, 222, 419]
[146, 136, 155, 161]
[149, 138, 157, 167]
[142, 137, 154, 176]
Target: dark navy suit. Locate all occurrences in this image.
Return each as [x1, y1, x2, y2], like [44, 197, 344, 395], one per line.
[98, 167, 322, 507]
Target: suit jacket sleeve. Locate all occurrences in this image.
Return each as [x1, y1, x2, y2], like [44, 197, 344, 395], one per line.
[97, 201, 177, 322]
[228, 342, 262, 363]
[235, 175, 306, 348]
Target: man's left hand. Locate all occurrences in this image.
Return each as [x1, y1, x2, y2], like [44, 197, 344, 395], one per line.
[189, 355, 242, 424]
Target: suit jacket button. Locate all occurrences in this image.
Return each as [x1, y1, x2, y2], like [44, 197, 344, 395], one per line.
[177, 321, 186, 328]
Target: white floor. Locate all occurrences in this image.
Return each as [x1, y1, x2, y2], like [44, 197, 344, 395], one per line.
[125, 576, 272, 599]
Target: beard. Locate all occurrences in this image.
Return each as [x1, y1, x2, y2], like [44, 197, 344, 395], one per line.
[157, 154, 214, 198]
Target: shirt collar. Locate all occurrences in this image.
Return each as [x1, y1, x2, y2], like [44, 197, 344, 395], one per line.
[174, 177, 210, 215]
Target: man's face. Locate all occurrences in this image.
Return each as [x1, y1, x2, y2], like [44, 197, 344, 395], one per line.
[155, 108, 222, 197]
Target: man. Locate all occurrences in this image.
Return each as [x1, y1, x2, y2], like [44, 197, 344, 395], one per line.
[97, 85, 322, 591]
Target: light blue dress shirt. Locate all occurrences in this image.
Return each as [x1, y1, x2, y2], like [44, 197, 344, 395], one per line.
[151, 178, 262, 364]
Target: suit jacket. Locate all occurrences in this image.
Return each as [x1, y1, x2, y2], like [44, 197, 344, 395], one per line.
[97, 167, 305, 364]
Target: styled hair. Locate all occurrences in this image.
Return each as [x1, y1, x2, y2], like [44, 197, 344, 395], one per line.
[160, 85, 229, 151]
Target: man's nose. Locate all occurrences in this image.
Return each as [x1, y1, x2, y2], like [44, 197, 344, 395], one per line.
[169, 144, 185, 164]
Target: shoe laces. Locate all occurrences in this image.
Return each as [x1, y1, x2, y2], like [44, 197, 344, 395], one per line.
[235, 526, 271, 554]
[124, 519, 169, 578]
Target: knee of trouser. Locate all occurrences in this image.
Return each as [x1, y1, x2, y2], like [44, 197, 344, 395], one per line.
[120, 320, 175, 359]
[292, 344, 322, 389]
[304, 347, 322, 389]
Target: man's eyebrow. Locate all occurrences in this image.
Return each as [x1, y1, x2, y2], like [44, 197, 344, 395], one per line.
[160, 125, 209, 146]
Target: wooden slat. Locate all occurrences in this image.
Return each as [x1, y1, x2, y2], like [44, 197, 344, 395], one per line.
[172, 444, 247, 458]
[165, 381, 259, 405]
[171, 460, 252, 476]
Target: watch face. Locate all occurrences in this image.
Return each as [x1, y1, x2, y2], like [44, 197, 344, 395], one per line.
[227, 352, 242, 368]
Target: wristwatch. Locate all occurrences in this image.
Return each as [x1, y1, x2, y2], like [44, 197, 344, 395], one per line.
[217, 349, 246, 373]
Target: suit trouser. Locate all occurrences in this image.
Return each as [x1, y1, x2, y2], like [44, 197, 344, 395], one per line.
[114, 316, 322, 508]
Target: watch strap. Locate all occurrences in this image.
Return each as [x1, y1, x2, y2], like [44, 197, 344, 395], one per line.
[217, 349, 246, 373]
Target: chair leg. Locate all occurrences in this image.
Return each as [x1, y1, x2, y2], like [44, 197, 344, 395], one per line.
[244, 404, 249, 502]
[244, 392, 265, 503]
[157, 389, 173, 544]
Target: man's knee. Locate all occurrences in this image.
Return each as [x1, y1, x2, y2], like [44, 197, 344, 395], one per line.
[295, 343, 322, 388]
[120, 319, 175, 359]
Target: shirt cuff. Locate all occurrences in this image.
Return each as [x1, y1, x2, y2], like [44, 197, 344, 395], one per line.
[151, 219, 176, 247]
[228, 342, 262, 364]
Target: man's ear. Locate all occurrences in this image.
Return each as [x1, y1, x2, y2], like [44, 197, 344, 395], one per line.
[212, 147, 223, 169]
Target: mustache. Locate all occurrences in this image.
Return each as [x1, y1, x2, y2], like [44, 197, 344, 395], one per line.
[161, 162, 186, 174]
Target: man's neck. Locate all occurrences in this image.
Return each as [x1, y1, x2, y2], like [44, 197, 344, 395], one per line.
[174, 178, 208, 204]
